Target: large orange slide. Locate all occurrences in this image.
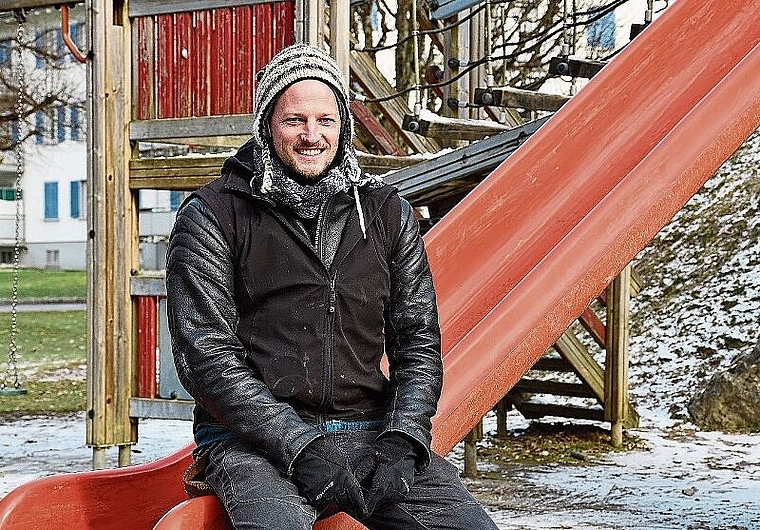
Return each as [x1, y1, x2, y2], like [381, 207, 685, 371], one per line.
[2, 1, 760, 528]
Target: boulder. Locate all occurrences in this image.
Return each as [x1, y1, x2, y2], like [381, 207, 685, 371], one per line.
[687, 339, 760, 432]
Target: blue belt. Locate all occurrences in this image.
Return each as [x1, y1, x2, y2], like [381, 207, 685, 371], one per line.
[319, 419, 382, 433]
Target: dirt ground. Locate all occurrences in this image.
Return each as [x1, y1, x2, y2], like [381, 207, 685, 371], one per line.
[1, 412, 758, 530]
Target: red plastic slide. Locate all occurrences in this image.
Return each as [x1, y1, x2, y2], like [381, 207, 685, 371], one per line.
[2, 1, 759, 528]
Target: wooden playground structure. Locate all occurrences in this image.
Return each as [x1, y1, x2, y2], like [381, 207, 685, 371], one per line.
[5, 0, 755, 477]
[0, 0, 657, 471]
[1, 1, 759, 528]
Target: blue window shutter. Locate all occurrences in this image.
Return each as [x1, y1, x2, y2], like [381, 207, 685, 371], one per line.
[70, 107, 80, 141]
[170, 191, 182, 211]
[35, 111, 45, 144]
[44, 182, 59, 220]
[57, 107, 67, 143]
[11, 120, 19, 144]
[56, 30, 65, 64]
[35, 31, 45, 68]
[0, 42, 9, 65]
[70, 181, 80, 218]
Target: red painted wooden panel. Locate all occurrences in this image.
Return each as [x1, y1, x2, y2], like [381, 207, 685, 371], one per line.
[192, 10, 210, 117]
[135, 16, 153, 120]
[155, 14, 175, 119]
[134, 2, 295, 119]
[175, 12, 193, 118]
[232, 6, 254, 114]
[136, 296, 158, 399]
[254, 2, 274, 75]
[210, 8, 233, 115]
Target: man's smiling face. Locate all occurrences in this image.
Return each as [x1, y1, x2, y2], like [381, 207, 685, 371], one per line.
[269, 79, 341, 182]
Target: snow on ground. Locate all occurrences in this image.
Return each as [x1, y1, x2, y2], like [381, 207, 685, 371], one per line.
[1, 133, 759, 529]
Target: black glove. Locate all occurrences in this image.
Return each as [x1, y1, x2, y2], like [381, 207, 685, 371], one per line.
[291, 436, 368, 518]
[355, 433, 418, 514]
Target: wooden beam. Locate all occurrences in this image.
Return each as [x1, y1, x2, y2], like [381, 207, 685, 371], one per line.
[579, 307, 606, 348]
[350, 100, 405, 156]
[553, 329, 639, 428]
[532, 355, 574, 372]
[350, 49, 440, 154]
[512, 379, 598, 399]
[402, 113, 511, 141]
[605, 265, 631, 446]
[474, 86, 571, 112]
[128, 0, 271, 18]
[515, 401, 605, 423]
[129, 115, 253, 141]
[554, 330, 605, 401]
[129, 151, 423, 190]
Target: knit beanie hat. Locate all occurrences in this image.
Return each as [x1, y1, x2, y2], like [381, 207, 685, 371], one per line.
[251, 43, 361, 193]
[249, 43, 384, 237]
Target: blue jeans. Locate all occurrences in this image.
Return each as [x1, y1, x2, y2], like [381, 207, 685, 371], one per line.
[203, 431, 499, 530]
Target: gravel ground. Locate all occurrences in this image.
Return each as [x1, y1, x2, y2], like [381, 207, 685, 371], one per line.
[1, 412, 758, 529]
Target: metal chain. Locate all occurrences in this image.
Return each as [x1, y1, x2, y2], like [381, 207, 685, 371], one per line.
[2, 11, 27, 394]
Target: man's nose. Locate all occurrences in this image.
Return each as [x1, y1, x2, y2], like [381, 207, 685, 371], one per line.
[301, 120, 320, 143]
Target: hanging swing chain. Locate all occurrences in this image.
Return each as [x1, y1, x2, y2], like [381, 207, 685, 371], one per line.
[3, 11, 26, 391]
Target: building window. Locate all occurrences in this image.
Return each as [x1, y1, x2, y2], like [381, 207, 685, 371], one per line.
[35, 111, 45, 144]
[10, 120, 19, 144]
[46, 249, 60, 269]
[70, 107, 81, 141]
[70, 180, 86, 219]
[57, 106, 67, 143]
[0, 41, 10, 66]
[35, 31, 45, 69]
[71, 23, 85, 50]
[587, 10, 616, 51]
[44, 181, 59, 220]
[0, 187, 21, 201]
[170, 190, 183, 211]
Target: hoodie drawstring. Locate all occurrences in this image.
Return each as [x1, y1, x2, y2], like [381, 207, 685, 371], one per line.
[353, 185, 367, 240]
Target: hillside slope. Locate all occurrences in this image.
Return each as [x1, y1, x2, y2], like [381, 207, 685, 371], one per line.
[629, 129, 760, 427]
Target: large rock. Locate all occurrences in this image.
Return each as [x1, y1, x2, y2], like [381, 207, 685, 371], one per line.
[687, 339, 760, 432]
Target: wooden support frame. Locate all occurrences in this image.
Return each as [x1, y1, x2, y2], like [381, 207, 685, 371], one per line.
[503, 266, 640, 436]
[605, 264, 631, 447]
[86, 0, 138, 470]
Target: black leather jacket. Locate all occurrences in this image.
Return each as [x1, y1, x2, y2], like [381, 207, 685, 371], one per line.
[166, 169, 442, 474]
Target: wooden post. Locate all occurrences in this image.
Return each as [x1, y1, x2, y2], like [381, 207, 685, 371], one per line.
[329, 0, 350, 87]
[297, 0, 321, 45]
[467, 7, 488, 121]
[462, 418, 482, 477]
[495, 397, 509, 439]
[604, 265, 631, 447]
[87, 0, 137, 469]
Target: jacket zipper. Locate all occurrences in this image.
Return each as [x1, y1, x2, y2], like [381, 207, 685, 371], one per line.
[318, 275, 337, 416]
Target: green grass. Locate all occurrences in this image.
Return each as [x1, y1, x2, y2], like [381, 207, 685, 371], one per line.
[0, 268, 87, 301]
[0, 310, 86, 415]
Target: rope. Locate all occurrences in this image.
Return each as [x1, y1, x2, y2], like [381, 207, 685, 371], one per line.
[2, 10, 28, 396]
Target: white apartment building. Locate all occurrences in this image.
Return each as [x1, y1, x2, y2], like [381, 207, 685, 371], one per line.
[0, 5, 184, 271]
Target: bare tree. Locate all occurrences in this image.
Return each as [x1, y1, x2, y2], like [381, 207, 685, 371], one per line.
[0, 21, 85, 152]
